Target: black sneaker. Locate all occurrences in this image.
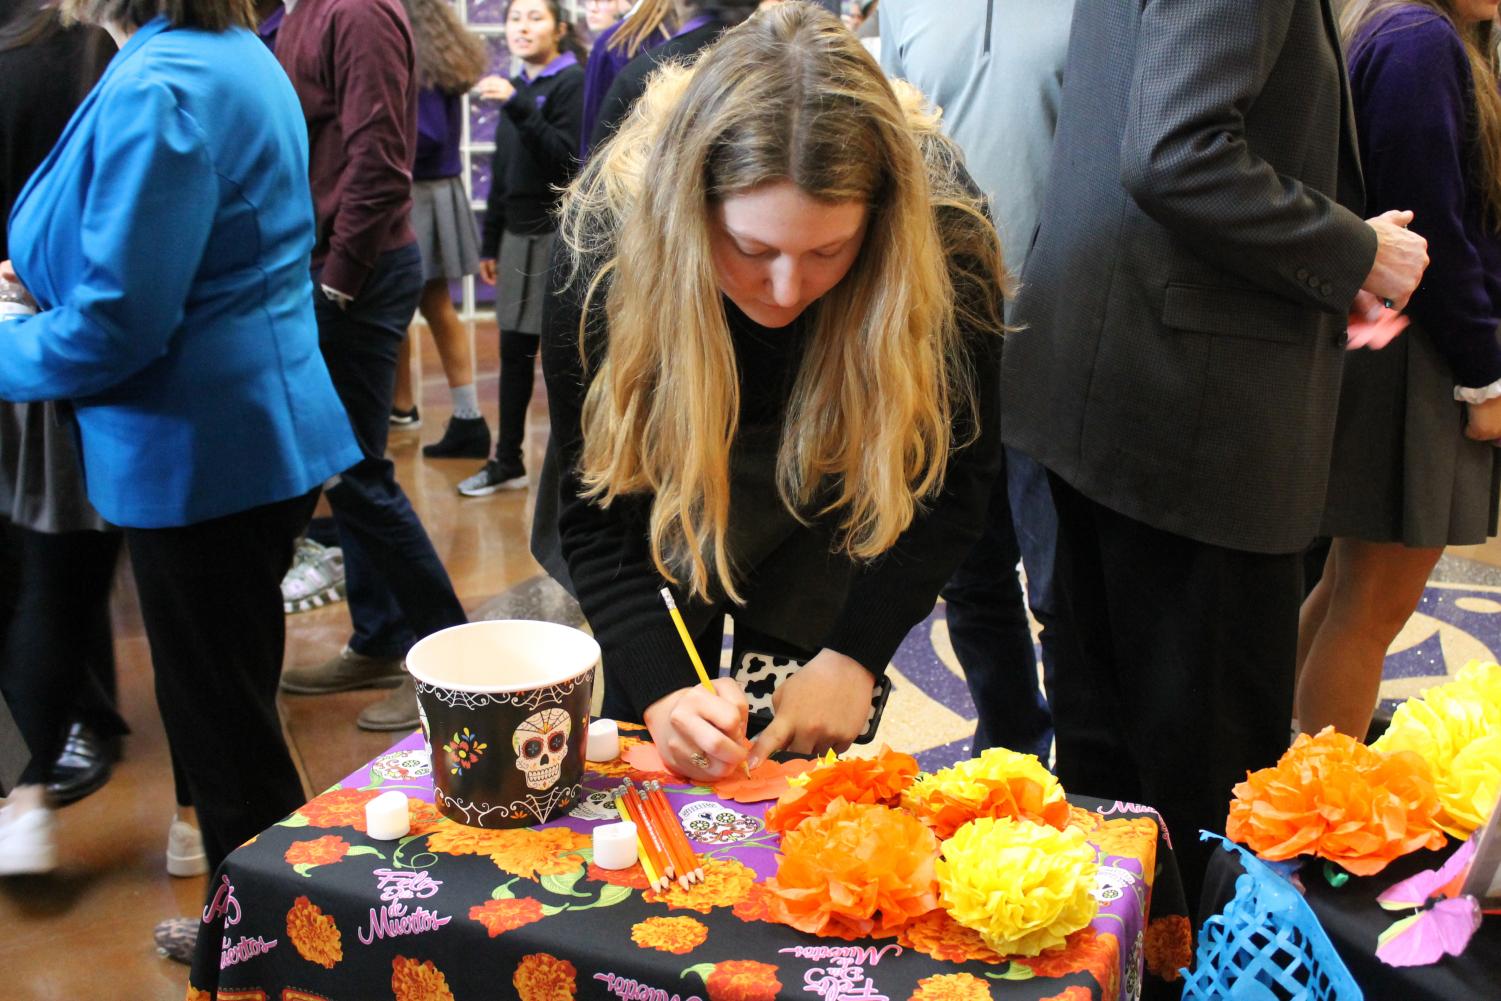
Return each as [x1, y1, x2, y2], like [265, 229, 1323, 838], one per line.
[389, 406, 421, 430]
[422, 415, 491, 459]
[457, 459, 527, 496]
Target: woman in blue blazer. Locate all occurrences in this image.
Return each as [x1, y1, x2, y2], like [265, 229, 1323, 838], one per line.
[0, 0, 359, 918]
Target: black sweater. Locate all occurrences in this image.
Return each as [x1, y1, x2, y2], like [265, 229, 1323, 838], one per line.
[481, 62, 585, 254]
[539, 249, 1005, 720]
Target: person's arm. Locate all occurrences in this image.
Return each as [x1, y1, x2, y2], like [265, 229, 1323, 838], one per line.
[503, 69, 585, 181]
[749, 317, 1004, 760]
[319, 0, 415, 299]
[877, 0, 905, 78]
[0, 78, 216, 401]
[539, 247, 750, 777]
[588, 55, 646, 154]
[480, 138, 509, 260]
[1358, 18, 1501, 390]
[1119, 0, 1377, 312]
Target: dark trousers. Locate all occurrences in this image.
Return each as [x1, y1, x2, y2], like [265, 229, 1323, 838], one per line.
[0, 522, 122, 786]
[1046, 473, 1300, 915]
[124, 492, 316, 870]
[494, 329, 540, 467]
[941, 446, 1055, 761]
[314, 244, 467, 657]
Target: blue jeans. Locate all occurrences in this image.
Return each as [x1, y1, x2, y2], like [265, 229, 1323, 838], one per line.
[940, 445, 1058, 762]
[313, 244, 467, 656]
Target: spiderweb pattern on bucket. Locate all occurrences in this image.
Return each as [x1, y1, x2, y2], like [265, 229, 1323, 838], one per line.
[1180, 834, 1363, 1001]
[415, 676, 587, 713]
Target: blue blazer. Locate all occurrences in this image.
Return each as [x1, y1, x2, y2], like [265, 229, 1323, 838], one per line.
[0, 18, 359, 528]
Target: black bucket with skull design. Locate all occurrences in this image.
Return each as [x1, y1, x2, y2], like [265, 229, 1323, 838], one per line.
[405, 621, 598, 829]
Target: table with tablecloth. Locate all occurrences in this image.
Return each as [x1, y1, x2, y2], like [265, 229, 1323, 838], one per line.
[187, 730, 1192, 1001]
[1200, 840, 1500, 1000]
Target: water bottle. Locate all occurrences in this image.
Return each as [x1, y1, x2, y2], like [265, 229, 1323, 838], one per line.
[0, 277, 36, 321]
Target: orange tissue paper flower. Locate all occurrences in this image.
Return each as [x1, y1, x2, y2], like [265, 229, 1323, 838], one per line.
[1225, 726, 1446, 875]
[765, 746, 919, 833]
[391, 956, 456, 1001]
[900, 747, 1069, 840]
[764, 798, 940, 939]
[514, 953, 578, 1001]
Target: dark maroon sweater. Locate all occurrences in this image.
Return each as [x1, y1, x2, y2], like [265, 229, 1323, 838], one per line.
[276, 0, 417, 298]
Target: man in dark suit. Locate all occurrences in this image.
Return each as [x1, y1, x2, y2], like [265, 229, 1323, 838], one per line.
[1001, 0, 1429, 909]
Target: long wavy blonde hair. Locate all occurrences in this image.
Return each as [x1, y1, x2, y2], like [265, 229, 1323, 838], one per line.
[560, 0, 1008, 603]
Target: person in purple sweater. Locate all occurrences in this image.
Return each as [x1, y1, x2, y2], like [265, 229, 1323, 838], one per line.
[579, 0, 673, 158]
[1298, 0, 1501, 737]
[389, 0, 491, 460]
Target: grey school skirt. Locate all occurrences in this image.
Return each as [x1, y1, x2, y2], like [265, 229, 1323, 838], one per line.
[495, 229, 557, 336]
[411, 176, 481, 282]
[1321, 319, 1501, 547]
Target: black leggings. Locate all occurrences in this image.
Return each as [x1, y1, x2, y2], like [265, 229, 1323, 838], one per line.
[0, 522, 122, 787]
[495, 329, 541, 466]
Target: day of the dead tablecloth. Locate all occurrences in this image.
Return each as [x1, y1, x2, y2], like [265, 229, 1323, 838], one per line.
[187, 729, 1192, 1001]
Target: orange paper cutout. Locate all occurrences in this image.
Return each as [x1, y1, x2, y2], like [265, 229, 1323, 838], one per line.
[713, 758, 818, 803]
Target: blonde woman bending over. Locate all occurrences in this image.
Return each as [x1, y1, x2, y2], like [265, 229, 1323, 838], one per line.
[536, 1, 1009, 780]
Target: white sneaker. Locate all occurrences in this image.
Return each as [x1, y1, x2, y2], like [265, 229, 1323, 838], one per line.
[281, 538, 347, 613]
[0, 804, 57, 876]
[166, 818, 208, 877]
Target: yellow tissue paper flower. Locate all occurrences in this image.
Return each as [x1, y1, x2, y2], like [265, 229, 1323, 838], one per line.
[935, 816, 1098, 958]
[902, 747, 1070, 840]
[1373, 660, 1501, 837]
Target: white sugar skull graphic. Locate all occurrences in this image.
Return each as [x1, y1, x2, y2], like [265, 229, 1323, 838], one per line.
[512, 708, 572, 790]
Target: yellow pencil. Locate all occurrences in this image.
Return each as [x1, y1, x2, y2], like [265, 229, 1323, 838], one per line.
[615, 794, 666, 891]
[659, 587, 752, 777]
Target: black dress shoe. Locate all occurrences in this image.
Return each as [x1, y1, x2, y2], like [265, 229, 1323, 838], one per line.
[45, 721, 118, 806]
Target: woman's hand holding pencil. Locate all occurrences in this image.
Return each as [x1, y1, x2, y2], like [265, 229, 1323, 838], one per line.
[642, 587, 752, 782]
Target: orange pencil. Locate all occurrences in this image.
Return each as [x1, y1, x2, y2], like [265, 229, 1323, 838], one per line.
[614, 793, 665, 891]
[648, 782, 704, 882]
[636, 782, 694, 888]
[620, 783, 675, 884]
[616, 789, 672, 890]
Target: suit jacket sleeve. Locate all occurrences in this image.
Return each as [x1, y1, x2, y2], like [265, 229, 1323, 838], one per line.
[1119, 0, 1377, 311]
[0, 78, 216, 402]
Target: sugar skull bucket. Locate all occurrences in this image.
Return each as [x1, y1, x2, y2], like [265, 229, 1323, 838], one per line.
[405, 620, 598, 828]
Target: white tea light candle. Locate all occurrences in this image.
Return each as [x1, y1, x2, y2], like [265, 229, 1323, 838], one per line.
[593, 820, 638, 870]
[586, 718, 620, 762]
[365, 790, 411, 840]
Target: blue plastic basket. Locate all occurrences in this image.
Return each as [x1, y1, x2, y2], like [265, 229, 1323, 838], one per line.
[1180, 834, 1363, 1001]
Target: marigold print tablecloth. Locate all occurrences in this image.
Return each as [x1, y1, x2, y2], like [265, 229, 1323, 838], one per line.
[187, 730, 1191, 1001]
